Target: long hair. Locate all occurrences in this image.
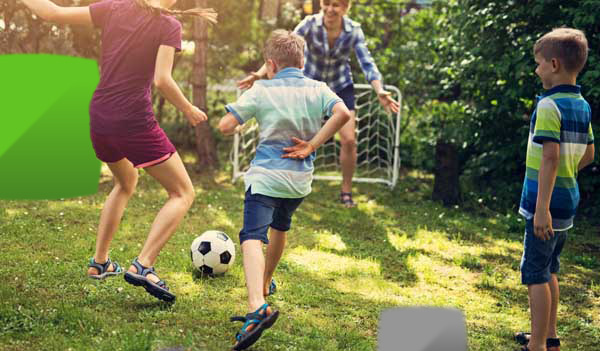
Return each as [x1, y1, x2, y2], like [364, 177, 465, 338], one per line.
[135, 0, 218, 24]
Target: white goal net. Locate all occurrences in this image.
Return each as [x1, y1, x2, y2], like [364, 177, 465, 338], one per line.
[229, 83, 402, 188]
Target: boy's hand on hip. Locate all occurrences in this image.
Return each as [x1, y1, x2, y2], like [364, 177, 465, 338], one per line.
[282, 137, 316, 159]
[533, 210, 554, 240]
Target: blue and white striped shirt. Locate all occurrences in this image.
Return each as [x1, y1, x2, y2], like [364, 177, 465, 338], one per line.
[226, 68, 342, 198]
[294, 13, 382, 92]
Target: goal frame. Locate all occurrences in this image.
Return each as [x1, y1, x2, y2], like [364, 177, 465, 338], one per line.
[230, 83, 402, 188]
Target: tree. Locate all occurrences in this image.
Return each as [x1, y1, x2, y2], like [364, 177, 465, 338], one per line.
[192, 0, 218, 171]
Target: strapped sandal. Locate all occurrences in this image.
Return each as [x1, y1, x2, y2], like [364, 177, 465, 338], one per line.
[340, 192, 356, 208]
[267, 279, 276, 296]
[124, 257, 175, 302]
[231, 303, 279, 350]
[87, 257, 122, 280]
[514, 332, 560, 350]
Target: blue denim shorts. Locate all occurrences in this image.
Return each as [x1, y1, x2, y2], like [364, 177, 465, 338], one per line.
[239, 188, 304, 244]
[335, 84, 355, 111]
[520, 219, 568, 285]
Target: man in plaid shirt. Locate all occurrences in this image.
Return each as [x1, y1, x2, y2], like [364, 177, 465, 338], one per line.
[239, 0, 398, 207]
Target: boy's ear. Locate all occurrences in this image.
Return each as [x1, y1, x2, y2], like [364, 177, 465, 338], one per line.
[267, 59, 278, 74]
[551, 58, 560, 73]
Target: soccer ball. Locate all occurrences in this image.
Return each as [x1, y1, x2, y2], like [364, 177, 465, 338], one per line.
[190, 230, 236, 275]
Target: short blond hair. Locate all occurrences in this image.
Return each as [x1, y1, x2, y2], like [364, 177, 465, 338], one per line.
[263, 30, 305, 69]
[534, 27, 588, 73]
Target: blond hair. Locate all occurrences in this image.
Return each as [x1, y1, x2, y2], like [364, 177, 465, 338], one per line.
[135, 0, 218, 24]
[263, 30, 305, 69]
[534, 27, 588, 73]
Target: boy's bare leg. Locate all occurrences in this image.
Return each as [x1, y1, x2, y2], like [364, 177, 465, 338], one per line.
[264, 228, 287, 295]
[242, 240, 267, 312]
[129, 152, 195, 283]
[88, 158, 138, 275]
[528, 283, 551, 351]
[339, 110, 357, 197]
[547, 274, 560, 339]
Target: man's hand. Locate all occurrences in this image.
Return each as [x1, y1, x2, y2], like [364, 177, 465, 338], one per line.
[183, 105, 207, 127]
[282, 137, 316, 159]
[377, 91, 399, 114]
[533, 210, 554, 240]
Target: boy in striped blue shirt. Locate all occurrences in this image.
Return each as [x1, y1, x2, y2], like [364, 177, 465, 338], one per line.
[516, 28, 595, 351]
[218, 29, 351, 350]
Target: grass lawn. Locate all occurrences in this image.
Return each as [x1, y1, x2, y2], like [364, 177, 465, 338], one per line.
[1, 157, 599, 350]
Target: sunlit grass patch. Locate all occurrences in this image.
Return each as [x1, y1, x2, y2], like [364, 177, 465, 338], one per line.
[287, 247, 380, 277]
[314, 230, 347, 252]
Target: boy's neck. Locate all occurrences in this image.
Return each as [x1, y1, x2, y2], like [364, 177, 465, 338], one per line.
[547, 75, 577, 90]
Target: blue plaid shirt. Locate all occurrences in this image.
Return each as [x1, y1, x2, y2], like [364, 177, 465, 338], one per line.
[294, 13, 382, 92]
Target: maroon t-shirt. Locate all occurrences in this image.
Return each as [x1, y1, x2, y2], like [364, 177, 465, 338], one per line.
[89, 0, 182, 136]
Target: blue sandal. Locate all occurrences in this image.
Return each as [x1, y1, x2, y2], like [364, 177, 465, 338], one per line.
[231, 303, 279, 350]
[124, 257, 175, 302]
[266, 279, 276, 296]
[87, 257, 122, 280]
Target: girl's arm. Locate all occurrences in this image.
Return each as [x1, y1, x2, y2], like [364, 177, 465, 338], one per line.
[20, 0, 93, 26]
[238, 17, 312, 90]
[154, 45, 207, 127]
[237, 64, 268, 90]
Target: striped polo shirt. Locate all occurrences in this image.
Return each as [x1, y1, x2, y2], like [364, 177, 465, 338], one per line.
[519, 85, 594, 230]
[226, 67, 342, 198]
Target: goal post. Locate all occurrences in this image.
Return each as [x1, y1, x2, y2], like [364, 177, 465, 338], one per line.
[229, 83, 402, 188]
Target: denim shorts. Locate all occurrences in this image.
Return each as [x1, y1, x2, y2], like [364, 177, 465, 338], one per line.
[239, 188, 304, 244]
[335, 84, 355, 111]
[520, 219, 568, 285]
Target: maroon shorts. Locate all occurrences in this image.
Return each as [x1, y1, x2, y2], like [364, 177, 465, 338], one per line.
[90, 124, 177, 168]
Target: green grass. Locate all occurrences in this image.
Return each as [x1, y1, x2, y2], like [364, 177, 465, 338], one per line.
[1, 160, 600, 351]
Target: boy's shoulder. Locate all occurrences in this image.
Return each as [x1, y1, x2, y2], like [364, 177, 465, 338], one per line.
[536, 89, 590, 117]
[255, 75, 328, 90]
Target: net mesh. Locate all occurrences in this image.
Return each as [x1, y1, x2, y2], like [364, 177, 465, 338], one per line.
[230, 83, 401, 188]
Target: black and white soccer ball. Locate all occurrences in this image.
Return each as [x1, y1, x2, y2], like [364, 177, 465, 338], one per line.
[190, 230, 236, 275]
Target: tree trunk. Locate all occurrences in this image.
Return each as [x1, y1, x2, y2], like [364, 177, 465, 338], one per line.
[193, 0, 218, 171]
[432, 141, 460, 206]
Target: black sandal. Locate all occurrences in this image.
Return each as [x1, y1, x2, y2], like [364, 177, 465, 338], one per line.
[515, 332, 560, 350]
[231, 303, 279, 350]
[340, 192, 356, 207]
[87, 257, 122, 280]
[124, 257, 175, 302]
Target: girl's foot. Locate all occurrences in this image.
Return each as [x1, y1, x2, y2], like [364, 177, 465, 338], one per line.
[124, 257, 175, 302]
[87, 257, 123, 279]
